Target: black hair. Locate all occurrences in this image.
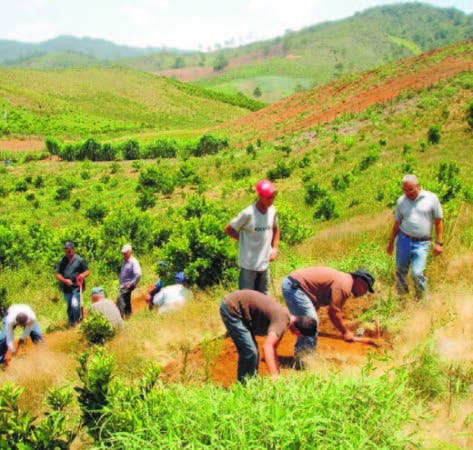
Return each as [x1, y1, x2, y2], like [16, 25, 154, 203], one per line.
[16, 313, 28, 326]
[293, 316, 317, 337]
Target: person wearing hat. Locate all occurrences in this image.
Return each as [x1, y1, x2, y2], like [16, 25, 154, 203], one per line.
[90, 287, 123, 330]
[281, 266, 375, 354]
[55, 241, 90, 327]
[0, 304, 44, 367]
[150, 271, 193, 314]
[117, 244, 142, 318]
[224, 179, 280, 295]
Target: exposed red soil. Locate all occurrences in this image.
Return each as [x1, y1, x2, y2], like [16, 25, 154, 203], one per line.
[0, 138, 45, 152]
[159, 294, 386, 387]
[218, 50, 473, 142]
[155, 46, 289, 82]
[8, 290, 385, 388]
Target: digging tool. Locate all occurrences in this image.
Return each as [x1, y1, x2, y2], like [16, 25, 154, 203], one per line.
[78, 276, 84, 321]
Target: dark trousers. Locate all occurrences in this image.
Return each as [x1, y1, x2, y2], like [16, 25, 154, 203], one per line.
[117, 287, 133, 317]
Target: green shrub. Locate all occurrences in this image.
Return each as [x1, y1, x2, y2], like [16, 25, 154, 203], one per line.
[80, 310, 116, 345]
[192, 134, 229, 157]
[122, 140, 141, 160]
[314, 195, 338, 221]
[145, 139, 178, 158]
[427, 125, 441, 144]
[137, 167, 175, 196]
[232, 167, 251, 180]
[136, 188, 157, 211]
[304, 181, 327, 206]
[467, 100, 473, 129]
[267, 160, 292, 180]
[437, 161, 461, 203]
[85, 204, 109, 224]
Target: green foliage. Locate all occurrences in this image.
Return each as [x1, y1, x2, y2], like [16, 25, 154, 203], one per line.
[85, 204, 109, 224]
[158, 195, 236, 288]
[304, 181, 327, 206]
[267, 160, 292, 180]
[331, 172, 352, 191]
[145, 139, 178, 159]
[136, 188, 157, 211]
[137, 167, 175, 196]
[427, 125, 441, 144]
[231, 166, 251, 180]
[192, 134, 229, 157]
[314, 195, 338, 221]
[357, 146, 380, 172]
[122, 140, 141, 160]
[436, 161, 461, 203]
[406, 339, 446, 399]
[80, 310, 116, 345]
[277, 201, 311, 245]
[90, 372, 418, 448]
[213, 53, 229, 71]
[75, 349, 115, 441]
[0, 382, 76, 449]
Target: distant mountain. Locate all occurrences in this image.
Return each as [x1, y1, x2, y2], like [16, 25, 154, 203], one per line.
[0, 3, 471, 102]
[0, 35, 180, 65]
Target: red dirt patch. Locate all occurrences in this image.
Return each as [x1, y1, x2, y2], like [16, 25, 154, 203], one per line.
[0, 139, 45, 152]
[160, 294, 386, 387]
[218, 49, 473, 142]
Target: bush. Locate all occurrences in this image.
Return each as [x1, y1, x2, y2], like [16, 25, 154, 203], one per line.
[427, 125, 441, 145]
[437, 161, 461, 203]
[145, 139, 178, 159]
[137, 167, 175, 196]
[304, 181, 327, 206]
[80, 310, 116, 345]
[85, 204, 109, 224]
[193, 134, 229, 157]
[122, 140, 141, 160]
[314, 195, 338, 221]
[267, 160, 292, 180]
[467, 100, 473, 129]
[232, 167, 251, 180]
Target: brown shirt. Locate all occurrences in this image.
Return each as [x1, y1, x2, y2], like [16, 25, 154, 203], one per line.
[289, 266, 353, 311]
[224, 290, 290, 338]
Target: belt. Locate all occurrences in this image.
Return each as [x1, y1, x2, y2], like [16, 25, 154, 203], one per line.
[400, 230, 430, 242]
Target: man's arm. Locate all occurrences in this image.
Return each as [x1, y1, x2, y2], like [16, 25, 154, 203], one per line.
[327, 305, 354, 342]
[262, 331, 281, 379]
[56, 272, 72, 286]
[386, 220, 400, 255]
[224, 224, 239, 241]
[433, 218, 443, 256]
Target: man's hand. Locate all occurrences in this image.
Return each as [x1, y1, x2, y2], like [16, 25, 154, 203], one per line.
[386, 243, 394, 255]
[343, 330, 356, 342]
[269, 247, 278, 261]
[433, 243, 443, 257]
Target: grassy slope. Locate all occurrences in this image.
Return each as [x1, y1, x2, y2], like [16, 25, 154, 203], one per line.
[0, 43, 472, 446]
[0, 66, 257, 140]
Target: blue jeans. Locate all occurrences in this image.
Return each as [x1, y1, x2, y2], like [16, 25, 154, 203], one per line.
[281, 277, 318, 353]
[220, 301, 259, 382]
[396, 233, 431, 297]
[0, 317, 43, 362]
[63, 289, 82, 325]
[239, 267, 269, 295]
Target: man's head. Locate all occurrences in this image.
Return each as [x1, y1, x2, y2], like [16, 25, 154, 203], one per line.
[402, 174, 420, 201]
[255, 179, 276, 207]
[15, 313, 28, 327]
[289, 316, 318, 337]
[64, 241, 75, 258]
[350, 269, 375, 296]
[121, 244, 132, 260]
[91, 286, 105, 303]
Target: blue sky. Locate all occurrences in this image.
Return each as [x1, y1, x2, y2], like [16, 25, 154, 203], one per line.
[1, 0, 472, 50]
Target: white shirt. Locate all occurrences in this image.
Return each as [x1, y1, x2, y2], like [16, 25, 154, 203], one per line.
[152, 284, 193, 313]
[5, 304, 37, 353]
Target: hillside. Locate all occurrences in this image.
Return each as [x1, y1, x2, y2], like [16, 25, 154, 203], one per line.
[0, 41, 472, 448]
[163, 3, 473, 101]
[217, 40, 473, 143]
[0, 66, 262, 141]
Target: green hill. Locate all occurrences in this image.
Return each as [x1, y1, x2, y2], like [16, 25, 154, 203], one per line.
[0, 40, 472, 448]
[0, 66, 263, 140]
[189, 3, 472, 101]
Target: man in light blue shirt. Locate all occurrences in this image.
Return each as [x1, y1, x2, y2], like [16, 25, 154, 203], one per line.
[386, 174, 443, 298]
[117, 244, 142, 318]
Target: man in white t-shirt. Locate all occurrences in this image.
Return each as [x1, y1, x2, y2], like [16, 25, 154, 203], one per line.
[0, 304, 44, 367]
[152, 272, 193, 313]
[224, 179, 280, 295]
